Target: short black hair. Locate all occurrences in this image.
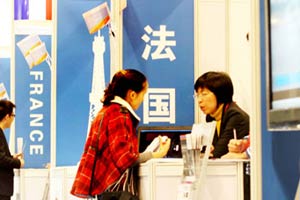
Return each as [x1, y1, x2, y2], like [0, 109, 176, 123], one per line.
[194, 71, 233, 105]
[0, 100, 16, 121]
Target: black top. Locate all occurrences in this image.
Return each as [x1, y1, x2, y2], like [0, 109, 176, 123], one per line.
[0, 128, 21, 196]
[207, 102, 249, 158]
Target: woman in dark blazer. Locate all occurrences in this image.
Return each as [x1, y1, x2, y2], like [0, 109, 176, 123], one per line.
[194, 71, 249, 158]
[0, 100, 24, 200]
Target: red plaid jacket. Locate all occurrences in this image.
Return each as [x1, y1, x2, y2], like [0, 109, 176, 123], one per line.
[71, 103, 139, 198]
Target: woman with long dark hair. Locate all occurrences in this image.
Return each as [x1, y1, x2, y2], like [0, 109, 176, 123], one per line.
[71, 69, 170, 199]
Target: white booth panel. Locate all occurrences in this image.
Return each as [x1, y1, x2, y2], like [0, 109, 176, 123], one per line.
[14, 159, 248, 200]
[138, 158, 247, 200]
[20, 169, 49, 200]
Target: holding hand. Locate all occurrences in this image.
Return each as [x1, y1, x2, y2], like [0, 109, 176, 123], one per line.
[13, 152, 23, 159]
[13, 153, 25, 168]
[221, 137, 250, 159]
[228, 139, 249, 153]
[152, 136, 171, 158]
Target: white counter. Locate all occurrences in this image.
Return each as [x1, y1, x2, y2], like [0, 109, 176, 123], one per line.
[138, 158, 249, 200]
[13, 158, 249, 200]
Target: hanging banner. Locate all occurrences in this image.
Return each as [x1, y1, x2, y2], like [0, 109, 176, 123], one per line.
[123, 0, 194, 126]
[56, 0, 111, 166]
[15, 35, 51, 168]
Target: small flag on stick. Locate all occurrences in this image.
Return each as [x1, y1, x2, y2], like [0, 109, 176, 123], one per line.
[82, 2, 111, 34]
[17, 35, 51, 69]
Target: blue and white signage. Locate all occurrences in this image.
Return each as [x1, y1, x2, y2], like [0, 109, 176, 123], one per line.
[123, 0, 195, 126]
[15, 35, 51, 168]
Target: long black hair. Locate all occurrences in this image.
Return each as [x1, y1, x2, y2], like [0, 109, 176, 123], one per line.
[102, 69, 147, 106]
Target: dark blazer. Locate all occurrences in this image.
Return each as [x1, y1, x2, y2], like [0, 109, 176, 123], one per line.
[0, 128, 21, 197]
[207, 102, 249, 158]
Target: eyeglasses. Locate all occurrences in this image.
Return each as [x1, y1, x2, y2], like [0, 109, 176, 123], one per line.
[193, 92, 211, 100]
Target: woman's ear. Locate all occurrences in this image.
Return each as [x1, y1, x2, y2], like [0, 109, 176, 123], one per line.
[130, 90, 137, 99]
[125, 89, 136, 102]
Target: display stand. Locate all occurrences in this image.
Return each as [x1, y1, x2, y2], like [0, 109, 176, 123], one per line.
[138, 158, 249, 200]
[176, 122, 216, 199]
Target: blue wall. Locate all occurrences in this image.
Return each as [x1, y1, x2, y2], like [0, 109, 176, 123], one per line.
[260, 1, 300, 199]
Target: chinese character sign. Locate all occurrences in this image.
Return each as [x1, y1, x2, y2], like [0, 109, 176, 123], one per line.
[123, 0, 194, 126]
[144, 88, 176, 124]
[142, 25, 176, 61]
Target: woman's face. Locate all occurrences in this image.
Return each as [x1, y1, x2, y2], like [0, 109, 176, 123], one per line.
[128, 81, 149, 110]
[195, 87, 218, 115]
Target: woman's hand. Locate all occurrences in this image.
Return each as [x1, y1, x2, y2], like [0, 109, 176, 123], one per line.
[13, 152, 23, 159]
[152, 136, 171, 158]
[228, 139, 248, 153]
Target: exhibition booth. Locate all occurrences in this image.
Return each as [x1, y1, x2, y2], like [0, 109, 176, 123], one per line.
[1, 0, 300, 199]
[2, 0, 261, 199]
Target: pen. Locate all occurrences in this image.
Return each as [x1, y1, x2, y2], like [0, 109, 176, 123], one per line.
[233, 128, 237, 140]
